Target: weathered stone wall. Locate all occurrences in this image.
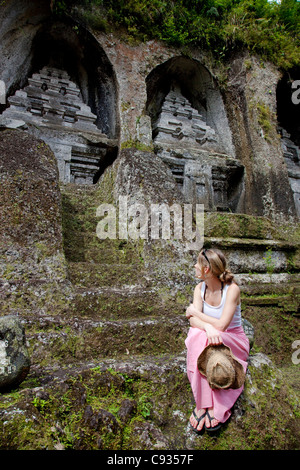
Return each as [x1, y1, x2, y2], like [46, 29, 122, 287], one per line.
[0, 129, 71, 317]
[224, 55, 296, 220]
[97, 36, 296, 219]
[0, 0, 50, 102]
[0, 0, 298, 220]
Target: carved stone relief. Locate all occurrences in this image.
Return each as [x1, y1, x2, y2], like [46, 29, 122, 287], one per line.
[153, 85, 218, 150]
[279, 126, 300, 216]
[153, 85, 245, 212]
[1, 67, 117, 184]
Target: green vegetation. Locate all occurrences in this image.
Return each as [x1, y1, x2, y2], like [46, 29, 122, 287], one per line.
[0, 353, 299, 450]
[56, 0, 300, 69]
[256, 101, 274, 142]
[1, 176, 300, 450]
[121, 138, 153, 152]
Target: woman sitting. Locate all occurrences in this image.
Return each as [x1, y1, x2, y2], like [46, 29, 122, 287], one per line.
[185, 248, 250, 432]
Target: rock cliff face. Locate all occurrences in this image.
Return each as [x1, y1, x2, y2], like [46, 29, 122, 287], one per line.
[0, 129, 72, 323]
[0, 0, 299, 451]
[0, 130, 67, 287]
[0, 0, 299, 220]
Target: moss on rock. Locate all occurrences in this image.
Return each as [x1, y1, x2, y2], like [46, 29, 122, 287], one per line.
[0, 142, 299, 450]
[0, 352, 299, 450]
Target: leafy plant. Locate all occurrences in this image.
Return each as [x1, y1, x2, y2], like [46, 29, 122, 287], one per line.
[67, 0, 300, 69]
[263, 247, 275, 274]
[138, 393, 152, 419]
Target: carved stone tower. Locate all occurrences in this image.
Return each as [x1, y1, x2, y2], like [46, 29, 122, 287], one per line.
[1, 67, 118, 184]
[149, 80, 244, 212]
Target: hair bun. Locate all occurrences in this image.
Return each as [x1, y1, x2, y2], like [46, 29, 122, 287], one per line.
[198, 248, 235, 285]
[219, 269, 234, 284]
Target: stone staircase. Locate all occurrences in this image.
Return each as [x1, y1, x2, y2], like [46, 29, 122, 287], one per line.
[31, 181, 297, 371]
[1, 132, 298, 450]
[1, 180, 299, 450]
[14, 179, 299, 383]
[58, 182, 189, 366]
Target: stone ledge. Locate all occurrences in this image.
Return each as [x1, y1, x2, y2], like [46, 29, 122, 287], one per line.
[236, 272, 300, 285]
[205, 236, 299, 250]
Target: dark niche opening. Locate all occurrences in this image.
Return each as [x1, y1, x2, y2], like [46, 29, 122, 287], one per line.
[31, 19, 119, 139]
[276, 68, 300, 148]
[145, 56, 243, 213]
[146, 56, 211, 134]
[276, 68, 300, 217]
[1, 17, 119, 184]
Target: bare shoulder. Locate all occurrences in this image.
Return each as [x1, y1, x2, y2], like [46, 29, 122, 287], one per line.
[227, 282, 240, 299]
[194, 281, 204, 295]
[228, 281, 240, 291]
[195, 281, 203, 290]
[193, 281, 203, 300]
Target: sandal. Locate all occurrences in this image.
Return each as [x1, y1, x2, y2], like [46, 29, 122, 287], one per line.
[190, 409, 207, 434]
[204, 411, 221, 432]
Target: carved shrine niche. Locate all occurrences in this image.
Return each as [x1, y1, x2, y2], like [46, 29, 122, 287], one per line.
[277, 71, 300, 217]
[278, 126, 300, 216]
[153, 85, 218, 150]
[147, 69, 244, 213]
[1, 67, 117, 184]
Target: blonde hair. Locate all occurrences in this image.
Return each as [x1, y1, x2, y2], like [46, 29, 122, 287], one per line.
[198, 248, 235, 285]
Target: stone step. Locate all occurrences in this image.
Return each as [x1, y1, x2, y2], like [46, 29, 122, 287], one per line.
[67, 261, 148, 287]
[204, 212, 287, 240]
[24, 305, 254, 368]
[64, 234, 300, 274]
[29, 351, 188, 385]
[62, 200, 99, 227]
[64, 234, 144, 264]
[238, 273, 300, 312]
[71, 286, 186, 320]
[60, 184, 103, 211]
[60, 184, 104, 231]
[25, 314, 188, 367]
[206, 236, 298, 251]
[241, 293, 297, 307]
[205, 237, 300, 274]
[236, 272, 300, 294]
[60, 184, 300, 275]
[60, 185, 296, 243]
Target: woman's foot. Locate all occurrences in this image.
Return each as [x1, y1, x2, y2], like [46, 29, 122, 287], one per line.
[205, 408, 221, 431]
[189, 408, 207, 432]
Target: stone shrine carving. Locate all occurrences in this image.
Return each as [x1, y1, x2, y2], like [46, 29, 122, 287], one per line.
[152, 85, 244, 212]
[279, 127, 300, 216]
[1, 67, 117, 184]
[7, 67, 99, 130]
[153, 85, 218, 149]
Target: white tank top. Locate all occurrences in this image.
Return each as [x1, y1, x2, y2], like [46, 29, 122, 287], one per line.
[200, 282, 242, 330]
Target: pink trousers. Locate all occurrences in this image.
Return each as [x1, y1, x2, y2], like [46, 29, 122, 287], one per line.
[185, 326, 250, 423]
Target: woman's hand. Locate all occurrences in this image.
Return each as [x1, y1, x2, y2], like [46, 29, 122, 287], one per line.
[204, 323, 223, 345]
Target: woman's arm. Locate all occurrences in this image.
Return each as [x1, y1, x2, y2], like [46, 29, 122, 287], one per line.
[185, 283, 203, 322]
[185, 282, 223, 344]
[187, 283, 240, 332]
